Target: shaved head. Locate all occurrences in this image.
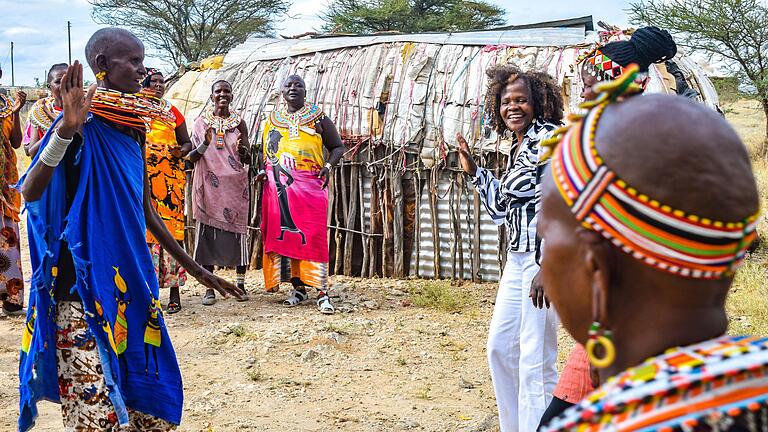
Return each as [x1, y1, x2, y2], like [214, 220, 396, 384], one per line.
[597, 94, 758, 222]
[84, 27, 143, 73]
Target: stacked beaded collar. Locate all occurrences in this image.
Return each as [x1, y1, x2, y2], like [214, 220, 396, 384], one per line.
[29, 97, 61, 132]
[202, 107, 241, 149]
[545, 65, 759, 279]
[270, 102, 324, 139]
[90, 88, 175, 132]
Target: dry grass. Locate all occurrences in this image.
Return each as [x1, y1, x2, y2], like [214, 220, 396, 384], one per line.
[725, 99, 768, 335]
[410, 280, 474, 312]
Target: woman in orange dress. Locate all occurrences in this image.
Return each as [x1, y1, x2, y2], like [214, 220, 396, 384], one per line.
[0, 63, 27, 316]
[23, 63, 66, 158]
[142, 68, 192, 313]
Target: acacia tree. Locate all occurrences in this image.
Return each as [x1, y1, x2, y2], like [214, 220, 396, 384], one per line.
[629, 0, 768, 139]
[91, 0, 290, 67]
[320, 0, 506, 34]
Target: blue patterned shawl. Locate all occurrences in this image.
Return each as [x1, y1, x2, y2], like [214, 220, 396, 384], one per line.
[17, 115, 183, 431]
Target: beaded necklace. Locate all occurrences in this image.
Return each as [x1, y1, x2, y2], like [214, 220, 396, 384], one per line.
[202, 108, 241, 149]
[29, 97, 61, 132]
[89, 88, 175, 132]
[0, 93, 12, 119]
[270, 102, 324, 138]
[543, 66, 759, 279]
[543, 335, 768, 432]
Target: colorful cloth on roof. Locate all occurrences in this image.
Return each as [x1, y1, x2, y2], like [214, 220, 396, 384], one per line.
[0, 94, 20, 222]
[542, 335, 768, 432]
[17, 115, 183, 432]
[145, 99, 186, 243]
[548, 68, 758, 279]
[191, 112, 249, 234]
[261, 106, 328, 264]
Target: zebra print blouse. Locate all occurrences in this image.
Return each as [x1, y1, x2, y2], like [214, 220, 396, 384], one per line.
[470, 119, 556, 253]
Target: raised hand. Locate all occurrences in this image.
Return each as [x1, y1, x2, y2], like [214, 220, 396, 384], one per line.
[456, 133, 478, 176]
[58, 61, 96, 139]
[12, 91, 26, 113]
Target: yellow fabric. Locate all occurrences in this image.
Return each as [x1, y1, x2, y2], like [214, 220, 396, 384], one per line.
[262, 117, 325, 172]
[145, 112, 186, 243]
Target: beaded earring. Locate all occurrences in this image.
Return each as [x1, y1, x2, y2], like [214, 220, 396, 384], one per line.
[585, 321, 616, 369]
[95, 71, 106, 81]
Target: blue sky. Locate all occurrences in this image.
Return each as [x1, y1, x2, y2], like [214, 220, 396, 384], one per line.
[0, 0, 631, 87]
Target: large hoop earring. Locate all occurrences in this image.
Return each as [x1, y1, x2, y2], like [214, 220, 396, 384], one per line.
[585, 321, 615, 369]
[95, 71, 106, 81]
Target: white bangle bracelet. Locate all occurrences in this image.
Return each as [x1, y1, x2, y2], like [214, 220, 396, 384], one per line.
[39, 130, 73, 168]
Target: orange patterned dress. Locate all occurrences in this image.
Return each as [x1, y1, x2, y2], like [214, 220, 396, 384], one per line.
[145, 100, 187, 289]
[0, 93, 24, 308]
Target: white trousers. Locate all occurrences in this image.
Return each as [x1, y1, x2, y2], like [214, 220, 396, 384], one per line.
[487, 251, 559, 432]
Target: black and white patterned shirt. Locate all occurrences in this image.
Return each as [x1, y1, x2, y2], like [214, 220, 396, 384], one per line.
[471, 119, 556, 253]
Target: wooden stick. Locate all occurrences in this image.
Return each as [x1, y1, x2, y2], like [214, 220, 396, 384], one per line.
[391, 163, 404, 278]
[429, 168, 440, 279]
[472, 188, 481, 282]
[335, 161, 347, 276]
[344, 161, 360, 276]
[448, 175, 457, 281]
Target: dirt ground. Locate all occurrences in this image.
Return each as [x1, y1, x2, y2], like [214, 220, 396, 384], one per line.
[0, 222, 509, 431]
[1, 98, 762, 431]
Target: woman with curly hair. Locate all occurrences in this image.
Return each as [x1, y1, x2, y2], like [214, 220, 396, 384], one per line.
[457, 65, 563, 432]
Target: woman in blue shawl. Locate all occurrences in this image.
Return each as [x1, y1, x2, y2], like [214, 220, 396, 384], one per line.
[17, 28, 244, 431]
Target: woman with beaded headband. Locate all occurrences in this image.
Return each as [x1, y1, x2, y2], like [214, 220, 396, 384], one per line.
[0, 63, 27, 317]
[536, 27, 680, 429]
[260, 74, 345, 315]
[17, 27, 244, 431]
[538, 68, 765, 431]
[188, 79, 251, 305]
[142, 67, 192, 314]
[456, 65, 563, 431]
[23, 63, 66, 158]
[578, 26, 676, 102]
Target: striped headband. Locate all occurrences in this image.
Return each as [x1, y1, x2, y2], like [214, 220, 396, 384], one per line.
[545, 65, 759, 279]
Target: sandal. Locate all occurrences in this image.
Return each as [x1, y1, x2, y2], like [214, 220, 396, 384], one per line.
[283, 290, 308, 307]
[202, 290, 216, 306]
[166, 302, 181, 314]
[317, 294, 335, 315]
[236, 283, 249, 302]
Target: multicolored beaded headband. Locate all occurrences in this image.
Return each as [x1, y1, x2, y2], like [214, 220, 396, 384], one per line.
[543, 65, 759, 279]
[577, 47, 627, 83]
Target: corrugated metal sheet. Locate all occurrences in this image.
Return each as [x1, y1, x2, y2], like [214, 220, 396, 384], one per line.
[411, 171, 502, 281]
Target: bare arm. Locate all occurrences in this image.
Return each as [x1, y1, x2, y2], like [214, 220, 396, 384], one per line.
[316, 117, 345, 189]
[25, 127, 42, 158]
[174, 120, 193, 157]
[318, 117, 345, 165]
[237, 119, 250, 163]
[22, 64, 94, 202]
[142, 144, 244, 299]
[187, 127, 211, 163]
[10, 91, 26, 149]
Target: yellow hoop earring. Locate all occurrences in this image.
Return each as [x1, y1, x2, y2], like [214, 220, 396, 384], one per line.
[95, 71, 106, 80]
[585, 321, 616, 369]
